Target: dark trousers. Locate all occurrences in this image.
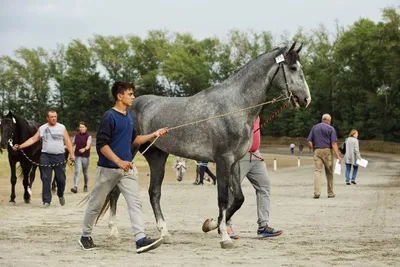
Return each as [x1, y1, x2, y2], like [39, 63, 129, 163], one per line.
[40, 153, 66, 204]
[199, 166, 217, 184]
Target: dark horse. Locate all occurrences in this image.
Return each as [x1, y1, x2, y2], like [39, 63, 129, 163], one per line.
[0, 111, 41, 203]
[98, 42, 311, 248]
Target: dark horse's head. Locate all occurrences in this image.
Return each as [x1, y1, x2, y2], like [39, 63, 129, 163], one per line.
[0, 110, 17, 149]
[0, 110, 38, 150]
[269, 41, 311, 108]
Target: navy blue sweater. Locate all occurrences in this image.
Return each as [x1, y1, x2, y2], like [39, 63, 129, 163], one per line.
[96, 109, 136, 168]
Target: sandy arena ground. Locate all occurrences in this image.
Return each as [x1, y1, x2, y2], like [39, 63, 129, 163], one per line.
[0, 147, 399, 267]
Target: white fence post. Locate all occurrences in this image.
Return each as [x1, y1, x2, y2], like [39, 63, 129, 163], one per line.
[298, 157, 301, 167]
[273, 158, 277, 171]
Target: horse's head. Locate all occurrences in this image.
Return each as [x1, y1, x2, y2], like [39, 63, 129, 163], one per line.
[0, 110, 16, 149]
[270, 42, 311, 108]
[174, 157, 187, 182]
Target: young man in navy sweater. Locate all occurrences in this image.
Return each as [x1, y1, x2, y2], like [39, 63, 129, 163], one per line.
[79, 81, 168, 253]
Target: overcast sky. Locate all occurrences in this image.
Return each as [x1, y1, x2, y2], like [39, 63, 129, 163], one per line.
[0, 0, 397, 57]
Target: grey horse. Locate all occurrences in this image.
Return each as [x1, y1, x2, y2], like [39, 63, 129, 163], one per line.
[173, 156, 187, 182]
[99, 42, 311, 249]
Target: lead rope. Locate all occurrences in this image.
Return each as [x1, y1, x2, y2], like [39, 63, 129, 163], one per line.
[249, 100, 290, 161]
[8, 139, 72, 167]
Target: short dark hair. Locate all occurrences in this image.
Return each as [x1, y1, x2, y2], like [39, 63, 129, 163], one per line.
[79, 121, 87, 127]
[47, 110, 57, 117]
[111, 81, 135, 101]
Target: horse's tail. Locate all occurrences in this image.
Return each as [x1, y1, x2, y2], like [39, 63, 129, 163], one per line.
[17, 164, 23, 180]
[77, 193, 91, 207]
[96, 194, 111, 225]
[77, 192, 111, 225]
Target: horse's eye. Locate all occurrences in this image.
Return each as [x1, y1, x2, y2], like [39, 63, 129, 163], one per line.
[289, 66, 297, 71]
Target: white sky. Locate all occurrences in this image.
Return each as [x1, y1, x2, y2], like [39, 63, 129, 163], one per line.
[0, 0, 398, 56]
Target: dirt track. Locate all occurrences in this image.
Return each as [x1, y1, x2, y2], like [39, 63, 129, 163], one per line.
[0, 148, 399, 267]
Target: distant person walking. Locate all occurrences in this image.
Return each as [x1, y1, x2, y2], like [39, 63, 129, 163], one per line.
[290, 143, 295, 154]
[195, 162, 216, 185]
[344, 129, 362, 185]
[307, 114, 341, 199]
[298, 143, 304, 155]
[71, 121, 92, 193]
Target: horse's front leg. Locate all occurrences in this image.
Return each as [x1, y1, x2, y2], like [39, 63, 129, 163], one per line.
[146, 149, 171, 243]
[9, 160, 17, 203]
[202, 160, 237, 248]
[226, 162, 245, 223]
[216, 162, 234, 249]
[20, 162, 32, 203]
[107, 186, 121, 240]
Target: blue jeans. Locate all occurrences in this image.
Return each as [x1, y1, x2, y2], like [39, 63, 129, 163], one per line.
[345, 163, 359, 183]
[199, 166, 216, 184]
[73, 156, 90, 187]
[41, 153, 66, 204]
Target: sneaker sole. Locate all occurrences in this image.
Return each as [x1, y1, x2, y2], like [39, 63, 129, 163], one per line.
[229, 235, 239, 240]
[258, 231, 283, 238]
[136, 238, 163, 254]
[78, 239, 97, 251]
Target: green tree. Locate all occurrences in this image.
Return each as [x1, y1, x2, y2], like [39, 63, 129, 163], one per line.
[50, 40, 112, 130]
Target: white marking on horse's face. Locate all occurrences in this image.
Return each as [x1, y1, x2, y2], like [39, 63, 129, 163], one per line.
[282, 60, 311, 108]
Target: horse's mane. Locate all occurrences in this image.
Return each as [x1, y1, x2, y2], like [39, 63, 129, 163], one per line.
[229, 47, 283, 78]
[11, 113, 37, 141]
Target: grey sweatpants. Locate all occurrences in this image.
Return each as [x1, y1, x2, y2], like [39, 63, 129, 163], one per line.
[82, 166, 146, 241]
[229, 150, 271, 227]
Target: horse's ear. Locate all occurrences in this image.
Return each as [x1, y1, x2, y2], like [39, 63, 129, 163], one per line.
[3, 110, 11, 117]
[287, 41, 297, 54]
[296, 43, 303, 54]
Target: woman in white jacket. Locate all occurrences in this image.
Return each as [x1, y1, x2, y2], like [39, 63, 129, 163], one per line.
[344, 129, 362, 185]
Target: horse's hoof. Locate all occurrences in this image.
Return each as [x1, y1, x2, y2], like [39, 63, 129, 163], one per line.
[24, 199, 31, 204]
[220, 240, 234, 249]
[162, 234, 173, 244]
[202, 218, 218, 233]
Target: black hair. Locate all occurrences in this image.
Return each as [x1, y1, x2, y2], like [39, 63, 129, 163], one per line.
[111, 81, 135, 101]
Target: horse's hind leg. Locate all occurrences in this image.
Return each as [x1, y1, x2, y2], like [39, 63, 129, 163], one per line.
[144, 148, 172, 243]
[108, 186, 121, 240]
[28, 165, 38, 196]
[51, 176, 57, 193]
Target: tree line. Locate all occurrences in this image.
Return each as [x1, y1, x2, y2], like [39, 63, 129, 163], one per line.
[0, 7, 399, 141]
